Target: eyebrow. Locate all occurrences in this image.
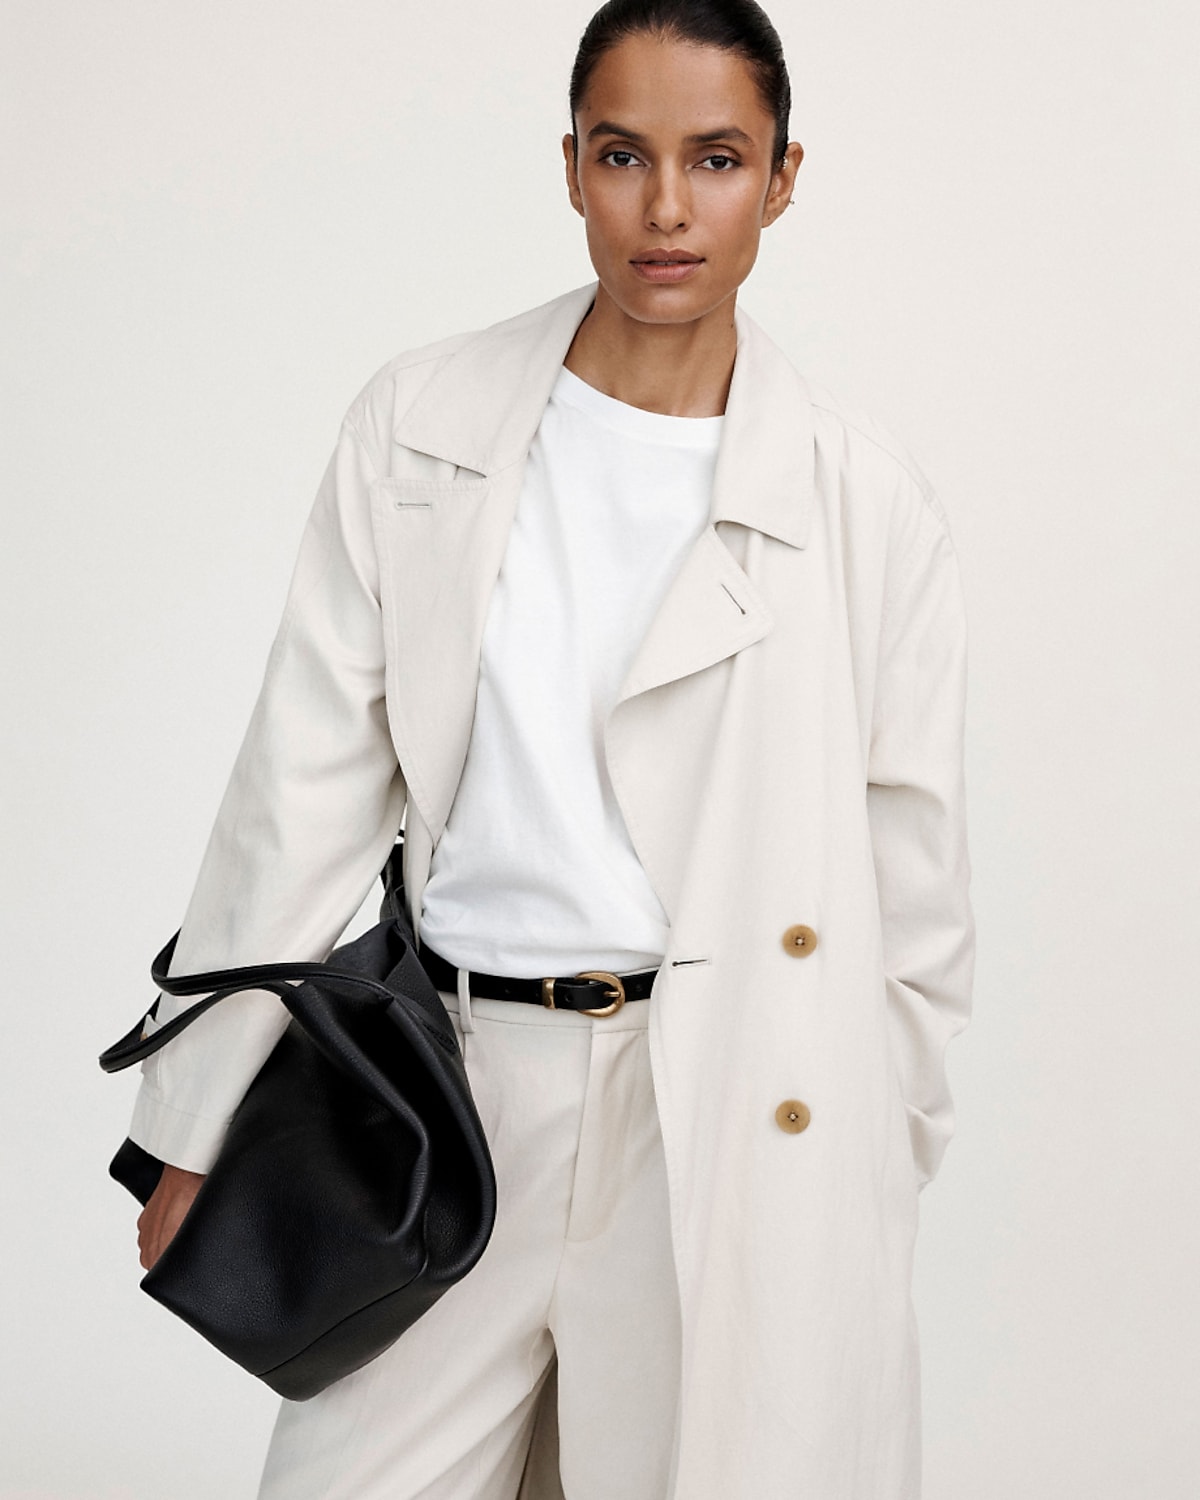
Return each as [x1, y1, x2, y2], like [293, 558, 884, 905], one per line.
[586, 120, 755, 148]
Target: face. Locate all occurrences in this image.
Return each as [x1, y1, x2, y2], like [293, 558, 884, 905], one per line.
[563, 32, 802, 329]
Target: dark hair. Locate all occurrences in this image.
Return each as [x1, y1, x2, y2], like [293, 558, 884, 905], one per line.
[569, 0, 791, 171]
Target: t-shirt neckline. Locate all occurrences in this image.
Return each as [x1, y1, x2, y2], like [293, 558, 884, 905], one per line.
[552, 364, 724, 450]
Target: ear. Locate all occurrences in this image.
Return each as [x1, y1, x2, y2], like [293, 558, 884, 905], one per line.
[761, 142, 804, 229]
[562, 133, 585, 218]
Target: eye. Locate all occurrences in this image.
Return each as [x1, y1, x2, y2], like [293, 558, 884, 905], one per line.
[700, 154, 739, 172]
[600, 149, 642, 168]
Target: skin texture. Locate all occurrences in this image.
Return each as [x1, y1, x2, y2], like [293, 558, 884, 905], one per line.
[136, 31, 804, 1272]
[137, 1164, 205, 1269]
[562, 31, 804, 416]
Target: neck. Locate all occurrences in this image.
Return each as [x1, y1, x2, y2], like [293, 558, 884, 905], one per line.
[562, 283, 737, 417]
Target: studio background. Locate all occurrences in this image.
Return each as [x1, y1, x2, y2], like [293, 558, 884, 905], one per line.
[3, 1, 1197, 1496]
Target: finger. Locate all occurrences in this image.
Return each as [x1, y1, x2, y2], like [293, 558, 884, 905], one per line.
[137, 1208, 158, 1269]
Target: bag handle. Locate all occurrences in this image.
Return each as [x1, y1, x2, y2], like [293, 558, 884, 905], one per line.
[99, 838, 409, 1075]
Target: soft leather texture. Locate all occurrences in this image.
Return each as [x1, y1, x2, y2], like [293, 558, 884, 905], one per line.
[100, 835, 496, 1401]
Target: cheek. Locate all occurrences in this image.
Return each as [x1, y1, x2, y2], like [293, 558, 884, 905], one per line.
[582, 194, 632, 262]
[705, 186, 766, 256]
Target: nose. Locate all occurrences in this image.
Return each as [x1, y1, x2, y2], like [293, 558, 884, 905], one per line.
[644, 163, 689, 235]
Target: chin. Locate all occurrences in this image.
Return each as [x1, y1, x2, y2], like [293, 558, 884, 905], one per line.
[605, 273, 736, 328]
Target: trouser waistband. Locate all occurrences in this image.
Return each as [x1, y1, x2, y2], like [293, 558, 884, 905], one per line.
[417, 939, 658, 1016]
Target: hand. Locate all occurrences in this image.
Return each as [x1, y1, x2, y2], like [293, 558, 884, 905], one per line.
[137, 1163, 206, 1270]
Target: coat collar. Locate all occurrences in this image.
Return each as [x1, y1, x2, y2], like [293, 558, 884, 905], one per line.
[394, 280, 814, 549]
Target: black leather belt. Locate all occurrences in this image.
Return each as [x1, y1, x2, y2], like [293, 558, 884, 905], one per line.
[417, 940, 658, 1017]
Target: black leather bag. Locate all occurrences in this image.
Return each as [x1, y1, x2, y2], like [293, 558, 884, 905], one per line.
[98, 834, 497, 1401]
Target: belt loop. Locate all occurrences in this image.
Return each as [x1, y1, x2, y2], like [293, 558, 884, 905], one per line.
[457, 965, 476, 1034]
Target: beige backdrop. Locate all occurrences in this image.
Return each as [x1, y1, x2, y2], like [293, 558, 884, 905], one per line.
[2, 1, 1197, 1496]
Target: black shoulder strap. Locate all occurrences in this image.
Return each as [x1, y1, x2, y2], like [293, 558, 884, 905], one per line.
[98, 836, 408, 1074]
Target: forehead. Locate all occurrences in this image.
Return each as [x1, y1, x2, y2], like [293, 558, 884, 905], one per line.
[577, 32, 771, 142]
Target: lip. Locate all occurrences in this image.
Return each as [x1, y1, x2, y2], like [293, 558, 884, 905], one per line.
[629, 251, 705, 284]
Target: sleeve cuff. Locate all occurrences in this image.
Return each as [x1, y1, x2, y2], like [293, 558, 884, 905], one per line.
[127, 1084, 234, 1175]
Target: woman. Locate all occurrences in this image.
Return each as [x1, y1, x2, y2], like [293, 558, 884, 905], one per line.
[131, 1, 975, 1496]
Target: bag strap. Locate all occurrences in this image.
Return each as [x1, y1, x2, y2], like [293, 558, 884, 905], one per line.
[99, 837, 409, 1075]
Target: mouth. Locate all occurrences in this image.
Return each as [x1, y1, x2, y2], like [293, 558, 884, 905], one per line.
[630, 251, 704, 265]
[629, 252, 705, 283]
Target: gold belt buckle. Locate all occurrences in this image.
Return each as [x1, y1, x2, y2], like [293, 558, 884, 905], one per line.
[541, 969, 626, 1017]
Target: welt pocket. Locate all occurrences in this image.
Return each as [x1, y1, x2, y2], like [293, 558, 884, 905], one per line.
[371, 475, 488, 509]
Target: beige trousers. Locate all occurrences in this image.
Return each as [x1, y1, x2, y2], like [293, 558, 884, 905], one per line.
[256, 973, 681, 1500]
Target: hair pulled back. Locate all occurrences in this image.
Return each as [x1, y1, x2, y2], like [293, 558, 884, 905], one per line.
[569, 0, 791, 172]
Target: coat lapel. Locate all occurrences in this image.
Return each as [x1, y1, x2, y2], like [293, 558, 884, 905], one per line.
[370, 465, 523, 849]
[613, 296, 816, 704]
[373, 281, 816, 854]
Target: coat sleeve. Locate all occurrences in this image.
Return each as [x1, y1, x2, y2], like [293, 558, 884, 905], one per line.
[865, 486, 976, 1190]
[127, 415, 407, 1174]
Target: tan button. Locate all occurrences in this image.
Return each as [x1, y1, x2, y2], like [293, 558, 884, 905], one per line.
[782, 924, 818, 957]
[775, 1099, 812, 1134]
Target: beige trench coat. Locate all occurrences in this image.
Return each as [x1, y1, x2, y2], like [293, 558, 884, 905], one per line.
[132, 280, 975, 1499]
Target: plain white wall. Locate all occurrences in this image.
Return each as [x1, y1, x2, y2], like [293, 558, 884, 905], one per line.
[3, 1, 1197, 1495]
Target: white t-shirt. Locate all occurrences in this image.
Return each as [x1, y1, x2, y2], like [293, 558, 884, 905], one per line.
[417, 363, 724, 977]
